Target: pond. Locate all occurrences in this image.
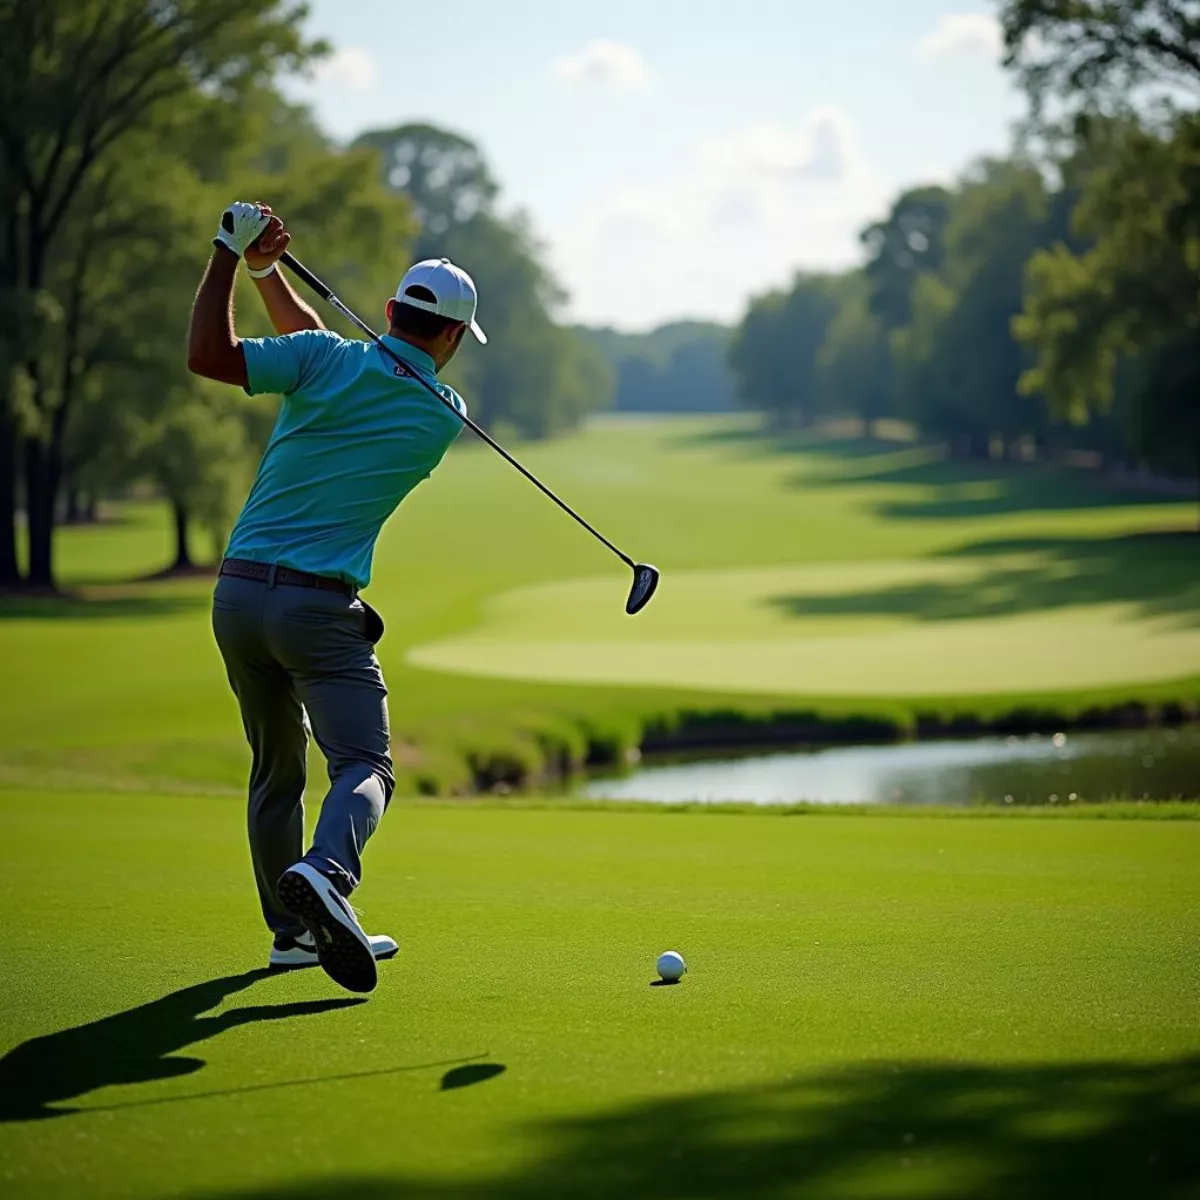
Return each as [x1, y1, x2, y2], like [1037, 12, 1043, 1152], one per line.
[579, 726, 1200, 807]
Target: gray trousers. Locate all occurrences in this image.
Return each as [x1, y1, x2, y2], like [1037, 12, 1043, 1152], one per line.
[211, 574, 394, 936]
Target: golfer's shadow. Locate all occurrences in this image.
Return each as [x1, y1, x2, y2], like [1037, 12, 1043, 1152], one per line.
[0, 969, 362, 1121]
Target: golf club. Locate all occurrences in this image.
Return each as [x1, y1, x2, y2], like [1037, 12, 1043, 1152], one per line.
[277, 251, 659, 616]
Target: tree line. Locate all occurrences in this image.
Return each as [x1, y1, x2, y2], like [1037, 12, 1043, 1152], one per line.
[4, 2, 1196, 593]
[728, 0, 1200, 504]
[578, 323, 736, 414]
[0, 1, 613, 591]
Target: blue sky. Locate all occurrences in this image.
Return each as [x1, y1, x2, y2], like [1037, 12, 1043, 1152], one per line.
[285, 0, 1025, 329]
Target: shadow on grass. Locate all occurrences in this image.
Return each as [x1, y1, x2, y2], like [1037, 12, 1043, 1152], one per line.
[671, 422, 1188, 520]
[0, 588, 210, 621]
[667, 422, 902, 463]
[788, 448, 1187, 520]
[0, 970, 364, 1121]
[440, 1063, 506, 1091]
[186, 1055, 1200, 1199]
[769, 532, 1200, 627]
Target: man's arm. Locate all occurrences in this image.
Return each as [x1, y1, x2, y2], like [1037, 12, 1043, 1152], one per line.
[187, 246, 247, 387]
[243, 214, 325, 335]
[249, 267, 324, 335]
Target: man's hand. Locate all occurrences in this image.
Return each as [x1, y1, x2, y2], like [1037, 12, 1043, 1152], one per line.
[244, 213, 291, 276]
[213, 201, 271, 258]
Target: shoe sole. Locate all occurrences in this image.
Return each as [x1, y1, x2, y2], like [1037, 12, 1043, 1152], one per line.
[268, 941, 398, 971]
[277, 868, 378, 994]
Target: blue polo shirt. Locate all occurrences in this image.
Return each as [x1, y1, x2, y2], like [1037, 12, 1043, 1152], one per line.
[225, 330, 465, 588]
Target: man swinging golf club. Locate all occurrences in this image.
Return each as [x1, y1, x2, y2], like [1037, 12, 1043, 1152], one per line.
[188, 201, 485, 994]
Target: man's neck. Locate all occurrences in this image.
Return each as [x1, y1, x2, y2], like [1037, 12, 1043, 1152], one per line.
[386, 329, 438, 365]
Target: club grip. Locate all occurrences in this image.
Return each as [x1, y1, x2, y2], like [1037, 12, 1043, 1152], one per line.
[279, 252, 333, 301]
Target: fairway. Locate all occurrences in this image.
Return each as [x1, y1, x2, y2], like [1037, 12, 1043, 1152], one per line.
[409, 558, 1200, 694]
[1, 793, 1197, 1199]
[2, 417, 1198, 795]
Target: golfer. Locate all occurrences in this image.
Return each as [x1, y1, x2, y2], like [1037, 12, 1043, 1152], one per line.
[187, 201, 485, 993]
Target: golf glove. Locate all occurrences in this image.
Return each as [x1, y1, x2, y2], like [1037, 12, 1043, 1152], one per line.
[213, 202, 270, 258]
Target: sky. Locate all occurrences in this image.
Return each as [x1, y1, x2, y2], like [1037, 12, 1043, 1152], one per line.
[284, 0, 1026, 331]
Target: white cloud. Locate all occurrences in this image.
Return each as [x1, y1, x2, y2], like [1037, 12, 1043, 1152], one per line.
[699, 107, 863, 182]
[552, 40, 650, 90]
[312, 47, 378, 93]
[552, 106, 886, 328]
[916, 13, 1003, 61]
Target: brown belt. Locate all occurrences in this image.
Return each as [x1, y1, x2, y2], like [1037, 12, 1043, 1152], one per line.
[219, 557, 355, 597]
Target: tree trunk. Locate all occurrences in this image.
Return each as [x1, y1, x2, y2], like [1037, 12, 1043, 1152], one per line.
[63, 477, 81, 524]
[22, 436, 57, 588]
[172, 501, 193, 571]
[0, 411, 20, 586]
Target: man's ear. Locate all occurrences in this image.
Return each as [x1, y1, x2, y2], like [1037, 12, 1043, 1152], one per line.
[384, 298, 397, 327]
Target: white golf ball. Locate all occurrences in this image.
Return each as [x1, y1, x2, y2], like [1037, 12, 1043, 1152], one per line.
[656, 950, 687, 982]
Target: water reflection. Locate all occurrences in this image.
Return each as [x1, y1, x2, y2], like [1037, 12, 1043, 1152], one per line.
[581, 727, 1200, 806]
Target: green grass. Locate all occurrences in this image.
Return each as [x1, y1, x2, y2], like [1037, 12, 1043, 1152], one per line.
[410, 559, 1200, 694]
[1, 791, 1197, 1198]
[2, 416, 1198, 794]
[3, 420, 1198, 1193]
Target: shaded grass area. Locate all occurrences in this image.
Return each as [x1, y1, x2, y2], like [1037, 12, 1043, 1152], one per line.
[2, 417, 1197, 796]
[770, 531, 1200, 627]
[0, 794, 1196, 1198]
[190, 1056, 1200, 1199]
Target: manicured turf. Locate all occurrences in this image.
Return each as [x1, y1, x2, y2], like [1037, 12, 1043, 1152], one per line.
[1, 417, 1197, 794]
[0, 792, 1197, 1198]
[409, 559, 1200, 693]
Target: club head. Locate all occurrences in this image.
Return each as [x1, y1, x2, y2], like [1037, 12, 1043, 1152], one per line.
[626, 563, 660, 615]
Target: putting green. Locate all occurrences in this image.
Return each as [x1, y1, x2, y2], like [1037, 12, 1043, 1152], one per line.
[409, 558, 1200, 695]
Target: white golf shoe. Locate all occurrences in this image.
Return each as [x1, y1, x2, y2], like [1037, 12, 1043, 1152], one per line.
[269, 929, 399, 969]
[274, 862, 394, 992]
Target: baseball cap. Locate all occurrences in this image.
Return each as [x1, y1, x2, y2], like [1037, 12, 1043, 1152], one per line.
[395, 257, 487, 344]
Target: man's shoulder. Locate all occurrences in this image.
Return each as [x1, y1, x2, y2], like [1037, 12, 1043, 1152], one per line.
[434, 381, 467, 417]
[286, 328, 351, 352]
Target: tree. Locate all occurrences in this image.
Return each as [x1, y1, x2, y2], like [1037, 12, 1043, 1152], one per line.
[815, 274, 892, 434]
[729, 276, 840, 429]
[729, 291, 787, 421]
[860, 187, 953, 330]
[914, 162, 1063, 455]
[357, 123, 612, 438]
[1001, 0, 1200, 120]
[578, 323, 736, 413]
[1015, 114, 1200, 499]
[0, 0, 321, 588]
[351, 123, 498, 254]
[135, 382, 252, 569]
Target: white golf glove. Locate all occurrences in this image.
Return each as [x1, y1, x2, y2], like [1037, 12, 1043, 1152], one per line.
[213, 202, 270, 258]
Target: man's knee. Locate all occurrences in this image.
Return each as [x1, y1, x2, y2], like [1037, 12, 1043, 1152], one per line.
[335, 759, 393, 809]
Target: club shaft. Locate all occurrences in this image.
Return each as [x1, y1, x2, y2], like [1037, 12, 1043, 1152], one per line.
[278, 252, 634, 569]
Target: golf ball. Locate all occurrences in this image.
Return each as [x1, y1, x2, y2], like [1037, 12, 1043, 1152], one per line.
[656, 950, 687, 981]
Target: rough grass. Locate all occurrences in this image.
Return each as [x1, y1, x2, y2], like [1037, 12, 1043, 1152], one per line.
[2, 416, 1197, 795]
[0, 792, 1197, 1198]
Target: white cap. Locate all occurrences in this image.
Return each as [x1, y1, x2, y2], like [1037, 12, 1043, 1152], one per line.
[395, 257, 487, 344]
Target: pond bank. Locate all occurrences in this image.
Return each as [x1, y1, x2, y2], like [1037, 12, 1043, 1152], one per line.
[582, 726, 1200, 807]
[435, 692, 1200, 797]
